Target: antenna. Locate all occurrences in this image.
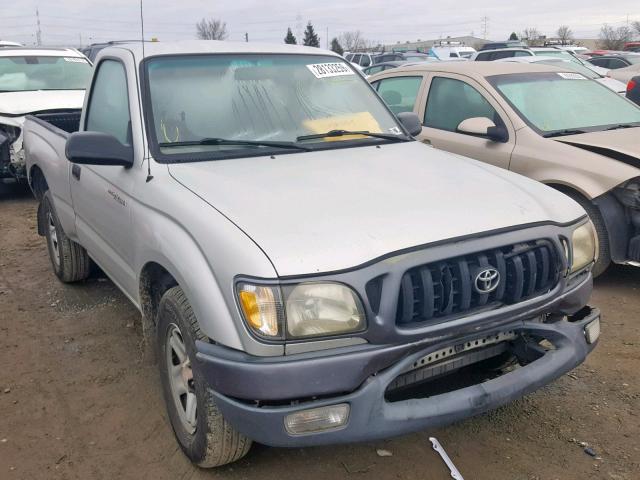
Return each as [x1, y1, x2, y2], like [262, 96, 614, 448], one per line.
[140, 0, 153, 182]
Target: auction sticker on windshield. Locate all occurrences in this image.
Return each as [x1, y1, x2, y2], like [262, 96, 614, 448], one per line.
[306, 63, 355, 79]
[557, 72, 586, 80]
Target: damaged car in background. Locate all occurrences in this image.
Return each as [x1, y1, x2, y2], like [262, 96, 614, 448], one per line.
[0, 47, 91, 182]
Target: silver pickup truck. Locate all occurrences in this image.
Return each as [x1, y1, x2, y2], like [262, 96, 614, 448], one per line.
[24, 41, 600, 467]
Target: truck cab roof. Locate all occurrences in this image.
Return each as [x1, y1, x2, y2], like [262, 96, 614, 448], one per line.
[97, 40, 339, 63]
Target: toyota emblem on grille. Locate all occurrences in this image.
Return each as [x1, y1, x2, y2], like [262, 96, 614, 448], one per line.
[474, 267, 500, 294]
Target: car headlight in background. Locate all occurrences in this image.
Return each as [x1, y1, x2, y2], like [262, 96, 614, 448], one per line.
[570, 221, 597, 273]
[613, 177, 640, 210]
[237, 282, 365, 341]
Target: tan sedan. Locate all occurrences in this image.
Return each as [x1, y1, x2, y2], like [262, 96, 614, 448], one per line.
[369, 62, 640, 275]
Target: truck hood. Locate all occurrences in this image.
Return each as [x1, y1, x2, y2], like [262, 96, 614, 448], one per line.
[0, 90, 85, 116]
[553, 128, 640, 169]
[169, 142, 584, 276]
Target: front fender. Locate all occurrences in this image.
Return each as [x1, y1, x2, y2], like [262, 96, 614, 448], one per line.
[131, 182, 283, 357]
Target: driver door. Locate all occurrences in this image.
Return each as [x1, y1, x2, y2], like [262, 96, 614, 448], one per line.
[70, 58, 139, 296]
[418, 74, 516, 170]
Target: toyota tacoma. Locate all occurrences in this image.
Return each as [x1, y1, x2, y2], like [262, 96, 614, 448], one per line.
[24, 41, 600, 467]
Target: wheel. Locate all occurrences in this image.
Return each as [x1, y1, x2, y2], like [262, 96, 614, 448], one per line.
[564, 191, 611, 277]
[157, 286, 251, 467]
[42, 191, 90, 283]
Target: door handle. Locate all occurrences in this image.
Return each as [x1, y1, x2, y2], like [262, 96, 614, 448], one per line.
[72, 164, 81, 180]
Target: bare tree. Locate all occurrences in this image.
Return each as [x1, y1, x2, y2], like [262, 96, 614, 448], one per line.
[339, 30, 367, 52]
[196, 18, 229, 40]
[556, 25, 573, 45]
[521, 27, 541, 46]
[598, 24, 632, 50]
[633, 20, 640, 37]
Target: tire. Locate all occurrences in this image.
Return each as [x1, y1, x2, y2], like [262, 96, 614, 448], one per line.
[564, 191, 611, 278]
[157, 286, 251, 467]
[42, 191, 91, 283]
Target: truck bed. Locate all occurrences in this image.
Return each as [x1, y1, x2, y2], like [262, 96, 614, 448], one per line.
[28, 111, 81, 136]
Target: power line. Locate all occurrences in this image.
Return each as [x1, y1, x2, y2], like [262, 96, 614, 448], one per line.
[481, 16, 489, 40]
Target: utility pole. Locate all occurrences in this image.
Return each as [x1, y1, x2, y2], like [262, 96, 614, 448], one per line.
[481, 16, 489, 40]
[326, 27, 329, 49]
[79, 33, 82, 47]
[295, 13, 303, 43]
[244, 32, 248, 42]
[36, 8, 42, 46]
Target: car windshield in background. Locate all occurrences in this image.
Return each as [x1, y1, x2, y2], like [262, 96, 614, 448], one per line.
[536, 59, 600, 79]
[145, 54, 405, 160]
[489, 72, 640, 135]
[0, 55, 91, 92]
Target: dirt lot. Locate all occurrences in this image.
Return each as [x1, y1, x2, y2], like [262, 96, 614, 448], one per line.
[1, 180, 638, 480]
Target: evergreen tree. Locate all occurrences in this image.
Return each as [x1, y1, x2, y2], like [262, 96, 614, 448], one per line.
[303, 22, 320, 47]
[509, 32, 519, 40]
[284, 28, 297, 45]
[330, 37, 344, 55]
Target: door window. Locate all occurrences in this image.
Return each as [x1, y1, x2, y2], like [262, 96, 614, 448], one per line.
[475, 52, 492, 61]
[608, 58, 627, 69]
[85, 60, 131, 145]
[373, 76, 423, 114]
[424, 77, 500, 133]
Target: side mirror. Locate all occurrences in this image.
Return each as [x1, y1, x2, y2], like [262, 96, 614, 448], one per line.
[66, 131, 134, 167]
[396, 112, 423, 137]
[457, 117, 508, 143]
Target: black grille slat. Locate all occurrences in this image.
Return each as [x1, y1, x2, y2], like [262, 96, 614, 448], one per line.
[396, 240, 560, 326]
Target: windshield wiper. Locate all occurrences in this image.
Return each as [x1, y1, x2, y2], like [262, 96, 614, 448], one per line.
[542, 129, 587, 138]
[159, 137, 311, 152]
[296, 129, 410, 142]
[605, 124, 638, 131]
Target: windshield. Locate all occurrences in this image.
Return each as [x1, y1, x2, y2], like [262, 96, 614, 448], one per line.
[145, 54, 404, 160]
[0, 55, 91, 92]
[489, 72, 640, 134]
[536, 59, 600, 79]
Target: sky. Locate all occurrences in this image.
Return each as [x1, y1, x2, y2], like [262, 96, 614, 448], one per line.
[1, 0, 638, 48]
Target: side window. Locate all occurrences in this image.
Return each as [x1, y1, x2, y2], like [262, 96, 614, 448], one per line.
[476, 52, 491, 61]
[85, 60, 131, 145]
[424, 77, 500, 133]
[589, 58, 607, 68]
[345, 54, 354, 62]
[352, 54, 361, 65]
[450, 52, 458, 58]
[361, 55, 371, 67]
[608, 59, 626, 69]
[514, 50, 531, 57]
[493, 51, 515, 60]
[367, 66, 384, 75]
[374, 76, 422, 115]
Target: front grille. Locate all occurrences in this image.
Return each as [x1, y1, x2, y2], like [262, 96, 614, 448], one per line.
[396, 240, 560, 326]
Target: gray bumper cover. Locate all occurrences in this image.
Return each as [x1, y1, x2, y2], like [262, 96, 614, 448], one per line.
[201, 308, 599, 447]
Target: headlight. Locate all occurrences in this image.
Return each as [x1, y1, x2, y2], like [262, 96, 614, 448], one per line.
[237, 282, 365, 340]
[613, 177, 640, 209]
[570, 222, 597, 273]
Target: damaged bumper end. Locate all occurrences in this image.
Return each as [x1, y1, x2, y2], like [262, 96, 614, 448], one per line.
[196, 307, 600, 447]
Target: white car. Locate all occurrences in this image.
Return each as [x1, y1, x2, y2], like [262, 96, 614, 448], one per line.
[0, 40, 22, 48]
[429, 45, 476, 60]
[344, 52, 376, 70]
[496, 56, 627, 94]
[0, 47, 91, 181]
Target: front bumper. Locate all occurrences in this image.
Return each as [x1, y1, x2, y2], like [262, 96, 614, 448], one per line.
[196, 307, 599, 447]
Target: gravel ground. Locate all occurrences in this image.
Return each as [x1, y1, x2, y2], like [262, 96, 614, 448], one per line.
[1, 180, 638, 480]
